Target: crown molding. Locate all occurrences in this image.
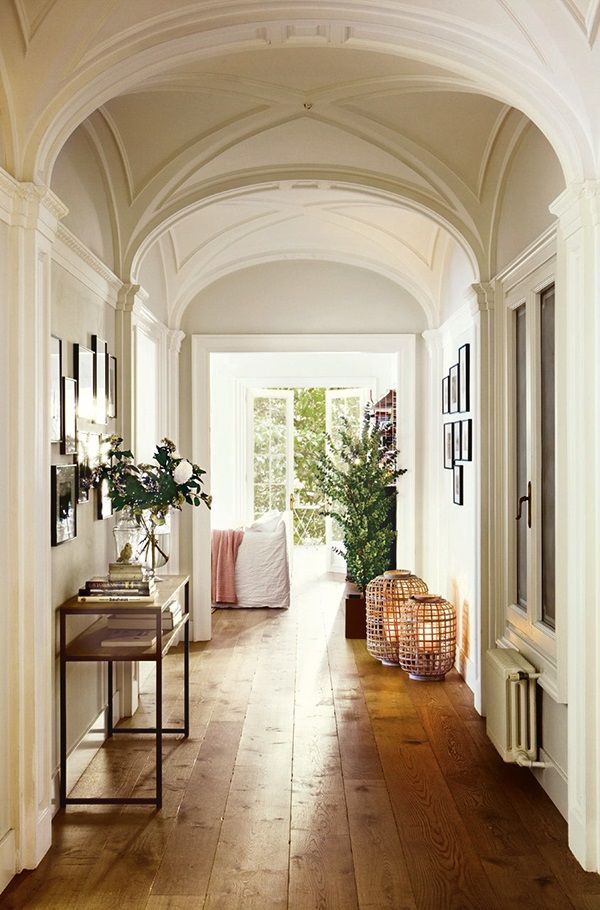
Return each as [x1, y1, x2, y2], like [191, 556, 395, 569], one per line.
[167, 329, 186, 354]
[54, 223, 123, 307]
[493, 223, 556, 289]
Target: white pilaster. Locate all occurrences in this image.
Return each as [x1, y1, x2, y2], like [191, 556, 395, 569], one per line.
[166, 329, 185, 574]
[6, 181, 67, 869]
[421, 328, 443, 594]
[550, 181, 600, 871]
[115, 283, 149, 450]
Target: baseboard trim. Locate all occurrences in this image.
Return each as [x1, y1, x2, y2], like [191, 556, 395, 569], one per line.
[0, 829, 16, 896]
[533, 746, 568, 821]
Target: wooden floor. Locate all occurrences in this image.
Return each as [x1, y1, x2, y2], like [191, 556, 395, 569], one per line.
[5, 567, 600, 910]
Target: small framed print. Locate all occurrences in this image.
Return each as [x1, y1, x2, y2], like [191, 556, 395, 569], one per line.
[51, 464, 77, 545]
[459, 343, 470, 413]
[61, 377, 77, 455]
[50, 336, 62, 443]
[96, 477, 113, 520]
[443, 422, 454, 470]
[442, 376, 450, 414]
[92, 335, 108, 425]
[77, 431, 100, 503]
[108, 355, 117, 419]
[449, 363, 460, 414]
[460, 419, 472, 462]
[74, 344, 95, 422]
[453, 464, 464, 506]
[453, 420, 462, 463]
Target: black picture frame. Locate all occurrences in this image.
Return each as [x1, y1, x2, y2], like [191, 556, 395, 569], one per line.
[453, 420, 462, 463]
[453, 464, 464, 506]
[51, 464, 77, 545]
[459, 343, 470, 413]
[443, 422, 454, 470]
[108, 355, 117, 418]
[460, 418, 472, 462]
[50, 335, 62, 444]
[92, 335, 108, 425]
[442, 375, 450, 414]
[77, 431, 100, 503]
[74, 343, 95, 423]
[61, 376, 77, 455]
[449, 363, 460, 414]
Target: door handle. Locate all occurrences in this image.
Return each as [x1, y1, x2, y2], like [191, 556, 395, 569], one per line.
[289, 493, 295, 511]
[515, 481, 532, 529]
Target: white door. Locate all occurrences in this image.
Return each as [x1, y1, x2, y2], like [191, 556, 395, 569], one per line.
[325, 388, 370, 572]
[247, 388, 294, 530]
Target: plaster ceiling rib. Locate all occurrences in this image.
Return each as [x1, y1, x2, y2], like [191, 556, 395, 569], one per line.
[494, 0, 548, 65]
[11, 0, 59, 49]
[587, 0, 600, 44]
[80, 117, 124, 275]
[322, 206, 436, 268]
[313, 74, 481, 105]
[476, 104, 513, 199]
[135, 72, 306, 105]
[96, 105, 135, 205]
[175, 209, 283, 271]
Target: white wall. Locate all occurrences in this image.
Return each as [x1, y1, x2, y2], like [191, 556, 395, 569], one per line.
[210, 351, 398, 530]
[50, 262, 117, 788]
[181, 260, 428, 335]
[138, 243, 168, 324]
[494, 123, 564, 275]
[0, 218, 12, 891]
[51, 127, 115, 271]
[135, 330, 159, 462]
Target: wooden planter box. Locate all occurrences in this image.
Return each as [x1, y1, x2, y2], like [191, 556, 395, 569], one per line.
[344, 582, 366, 639]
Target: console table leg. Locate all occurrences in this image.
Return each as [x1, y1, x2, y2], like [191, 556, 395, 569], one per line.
[184, 616, 190, 739]
[107, 661, 113, 737]
[156, 614, 162, 809]
[59, 612, 67, 809]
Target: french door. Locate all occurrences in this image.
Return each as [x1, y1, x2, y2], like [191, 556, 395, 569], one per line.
[325, 387, 369, 571]
[506, 280, 556, 664]
[247, 388, 294, 524]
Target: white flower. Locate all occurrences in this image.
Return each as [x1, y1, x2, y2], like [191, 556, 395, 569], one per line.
[173, 459, 193, 485]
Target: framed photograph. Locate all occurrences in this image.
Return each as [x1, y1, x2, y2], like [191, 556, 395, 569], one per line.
[108, 355, 117, 419]
[460, 418, 472, 462]
[449, 363, 460, 414]
[51, 464, 77, 545]
[453, 464, 464, 506]
[96, 477, 113, 520]
[441, 376, 449, 414]
[50, 336, 62, 443]
[77, 432, 100, 503]
[92, 335, 108, 425]
[74, 343, 95, 422]
[459, 343, 470, 412]
[61, 377, 77, 455]
[443, 422, 454, 470]
[453, 420, 462, 463]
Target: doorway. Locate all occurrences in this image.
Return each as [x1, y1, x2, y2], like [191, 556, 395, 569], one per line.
[192, 335, 416, 641]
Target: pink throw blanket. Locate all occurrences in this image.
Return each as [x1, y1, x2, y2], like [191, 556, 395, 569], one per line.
[211, 529, 244, 604]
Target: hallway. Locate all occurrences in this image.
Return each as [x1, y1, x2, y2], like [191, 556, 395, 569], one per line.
[4, 572, 599, 910]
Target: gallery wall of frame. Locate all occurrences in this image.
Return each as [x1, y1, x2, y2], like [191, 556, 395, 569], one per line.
[50, 333, 117, 546]
[442, 342, 472, 505]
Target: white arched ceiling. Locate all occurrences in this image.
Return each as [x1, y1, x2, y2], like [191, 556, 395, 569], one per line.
[0, 0, 597, 187]
[135, 183, 474, 329]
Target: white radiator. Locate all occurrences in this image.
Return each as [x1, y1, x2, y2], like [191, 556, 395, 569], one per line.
[485, 648, 540, 764]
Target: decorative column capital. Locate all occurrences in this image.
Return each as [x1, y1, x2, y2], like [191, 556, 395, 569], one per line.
[421, 328, 442, 358]
[167, 329, 185, 354]
[471, 282, 494, 312]
[550, 180, 600, 234]
[4, 176, 68, 238]
[116, 283, 149, 313]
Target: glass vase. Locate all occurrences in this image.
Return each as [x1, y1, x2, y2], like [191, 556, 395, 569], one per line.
[138, 513, 170, 576]
[113, 510, 144, 564]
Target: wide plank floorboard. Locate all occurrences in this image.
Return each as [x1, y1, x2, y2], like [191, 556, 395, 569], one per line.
[3, 563, 598, 910]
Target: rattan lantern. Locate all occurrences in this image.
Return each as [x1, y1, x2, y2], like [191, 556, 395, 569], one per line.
[398, 594, 456, 681]
[366, 570, 428, 666]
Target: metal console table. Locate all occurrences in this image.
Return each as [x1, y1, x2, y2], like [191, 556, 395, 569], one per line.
[58, 574, 190, 810]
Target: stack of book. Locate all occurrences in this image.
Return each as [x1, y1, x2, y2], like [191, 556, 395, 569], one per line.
[77, 573, 157, 603]
[105, 598, 183, 635]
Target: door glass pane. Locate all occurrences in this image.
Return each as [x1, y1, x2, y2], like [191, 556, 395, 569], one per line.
[253, 396, 288, 518]
[540, 285, 556, 628]
[515, 304, 527, 610]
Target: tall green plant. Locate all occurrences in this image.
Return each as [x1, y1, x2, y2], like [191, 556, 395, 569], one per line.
[315, 410, 406, 592]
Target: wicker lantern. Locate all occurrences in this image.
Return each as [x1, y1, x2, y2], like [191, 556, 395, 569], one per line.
[398, 594, 456, 681]
[366, 570, 428, 666]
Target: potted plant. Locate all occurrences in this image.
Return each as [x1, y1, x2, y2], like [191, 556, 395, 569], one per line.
[94, 436, 211, 572]
[315, 409, 406, 636]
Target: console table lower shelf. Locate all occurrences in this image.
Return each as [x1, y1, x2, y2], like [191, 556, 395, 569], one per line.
[58, 574, 190, 810]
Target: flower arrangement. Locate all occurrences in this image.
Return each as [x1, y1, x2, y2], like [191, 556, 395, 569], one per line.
[94, 436, 211, 568]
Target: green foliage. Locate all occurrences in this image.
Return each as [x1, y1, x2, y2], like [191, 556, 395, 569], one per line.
[292, 388, 327, 544]
[94, 435, 211, 525]
[314, 410, 406, 591]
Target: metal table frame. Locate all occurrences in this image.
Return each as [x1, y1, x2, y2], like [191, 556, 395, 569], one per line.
[59, 576, 190, 810]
